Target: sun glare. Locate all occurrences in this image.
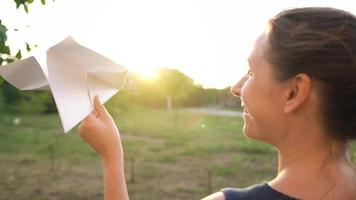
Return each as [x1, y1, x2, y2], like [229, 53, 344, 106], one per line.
[136, 68, 158, 80]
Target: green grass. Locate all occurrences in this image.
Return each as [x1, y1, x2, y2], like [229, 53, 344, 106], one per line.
[0, 106, 355, 200]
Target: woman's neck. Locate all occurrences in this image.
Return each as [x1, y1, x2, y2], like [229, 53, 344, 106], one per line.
[276, 137, 348, 174]
[270, 135, 356, 199]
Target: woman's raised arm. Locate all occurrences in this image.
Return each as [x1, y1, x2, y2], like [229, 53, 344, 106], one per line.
[79, 96, 129, 200]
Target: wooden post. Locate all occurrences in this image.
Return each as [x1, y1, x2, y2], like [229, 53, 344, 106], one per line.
[208, 169, 212, 194]
[130, 158, 135, 183]
[166, 95, 172, 111]
[49, 144, 55, 172]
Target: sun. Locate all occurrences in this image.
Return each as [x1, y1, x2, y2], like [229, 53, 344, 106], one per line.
[136, 68, 158, 81]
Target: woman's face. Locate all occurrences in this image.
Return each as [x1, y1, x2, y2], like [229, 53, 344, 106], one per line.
[231, 33, 287, 144]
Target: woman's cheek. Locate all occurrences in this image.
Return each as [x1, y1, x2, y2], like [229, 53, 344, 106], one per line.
[240, 80, 262, 139]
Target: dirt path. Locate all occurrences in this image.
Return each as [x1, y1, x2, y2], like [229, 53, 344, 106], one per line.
[182, 108, 243, 117]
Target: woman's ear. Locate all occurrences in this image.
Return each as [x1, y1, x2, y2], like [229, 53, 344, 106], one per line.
[283, 74, 311, 114]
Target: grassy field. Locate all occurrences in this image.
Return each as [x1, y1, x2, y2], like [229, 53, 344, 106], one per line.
[0, 105, 355, 200]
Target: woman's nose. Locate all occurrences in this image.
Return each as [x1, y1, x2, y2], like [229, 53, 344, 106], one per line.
[231, 75, 248, 97]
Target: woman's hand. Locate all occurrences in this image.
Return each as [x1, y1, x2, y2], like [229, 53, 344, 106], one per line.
[80, 96, 129, 200]
[79, 95, 123, 158]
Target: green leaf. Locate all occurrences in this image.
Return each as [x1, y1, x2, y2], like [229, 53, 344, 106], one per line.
[0, 20, 8, 43]
[27, 0, 34, 3]
[41, 0, 46, 5]
[15, 50, 22, 60]
[6, 58, 15, 63]
[24, 5, 29, 13]
[26, 43, 31, 52]
[14, 0, 22, 8]
[0, 57, 3, 66]
[0, 43, 10, 54]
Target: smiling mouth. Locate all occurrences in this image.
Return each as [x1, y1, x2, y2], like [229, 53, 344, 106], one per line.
[241, 103, 249, 114]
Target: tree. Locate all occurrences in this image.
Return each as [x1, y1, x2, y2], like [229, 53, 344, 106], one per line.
[132, 68, 197, 108]
[0, 0, 48, 65]
[0, 0, 55, 113]
[156, 68, 195, 108]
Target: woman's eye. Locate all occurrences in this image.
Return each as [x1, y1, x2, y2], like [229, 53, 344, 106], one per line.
[247, 69, 253, 77]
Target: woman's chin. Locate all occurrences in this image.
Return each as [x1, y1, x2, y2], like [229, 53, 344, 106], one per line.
[242, 113, 277, 145]
[242, 113, 255, 138]
[242, 125, 255, 139]
[243, 123, 273, 145]
[242, 118, 261, 140]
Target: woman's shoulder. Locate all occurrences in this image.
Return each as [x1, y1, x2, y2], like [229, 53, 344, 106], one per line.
[202, 183, 299, 200]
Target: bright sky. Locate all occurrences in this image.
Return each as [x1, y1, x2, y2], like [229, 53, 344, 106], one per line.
[1, 0, 356, 89]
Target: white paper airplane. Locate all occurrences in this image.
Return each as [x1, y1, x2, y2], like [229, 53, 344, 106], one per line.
[0, 36, 128, 133]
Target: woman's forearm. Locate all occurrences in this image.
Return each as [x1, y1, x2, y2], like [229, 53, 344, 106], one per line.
[79, 96, 129, 200]
[101, 149, 129, 200]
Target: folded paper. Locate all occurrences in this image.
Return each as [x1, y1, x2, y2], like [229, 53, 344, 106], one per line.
[0, 36, 128, 133]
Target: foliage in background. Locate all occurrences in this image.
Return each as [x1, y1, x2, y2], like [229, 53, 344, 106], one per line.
[0, 1, 240, 114]
[0, 0, 56, 113]
[0, 0, 47, 65]
[120, 68, 240, 110]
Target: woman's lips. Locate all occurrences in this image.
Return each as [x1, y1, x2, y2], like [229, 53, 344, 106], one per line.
[242, 105, 249, 114]
[241, 102, 250, 115]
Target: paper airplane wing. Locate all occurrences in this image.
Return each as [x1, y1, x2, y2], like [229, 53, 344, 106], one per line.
[0, 56, 49, 90]
[46, 50, 91, 133]
[46, 36, 128, 133]
[87, 69, 128, 106]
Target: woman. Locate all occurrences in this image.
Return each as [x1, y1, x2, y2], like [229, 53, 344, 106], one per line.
[80, 7, 356, 200]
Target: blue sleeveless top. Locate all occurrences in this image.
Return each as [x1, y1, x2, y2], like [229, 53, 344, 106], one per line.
[222, 183, 299, 200]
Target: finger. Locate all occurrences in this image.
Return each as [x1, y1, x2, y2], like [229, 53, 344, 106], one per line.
[92, 109, 99, 118]
[93, 95, 110, 119]
[80, 112, 100, 134]
[81, 113, 96, 131]
[84, 112, 96, 122]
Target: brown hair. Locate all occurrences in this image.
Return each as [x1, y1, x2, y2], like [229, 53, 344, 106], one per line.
[266, 7, 356, 142]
